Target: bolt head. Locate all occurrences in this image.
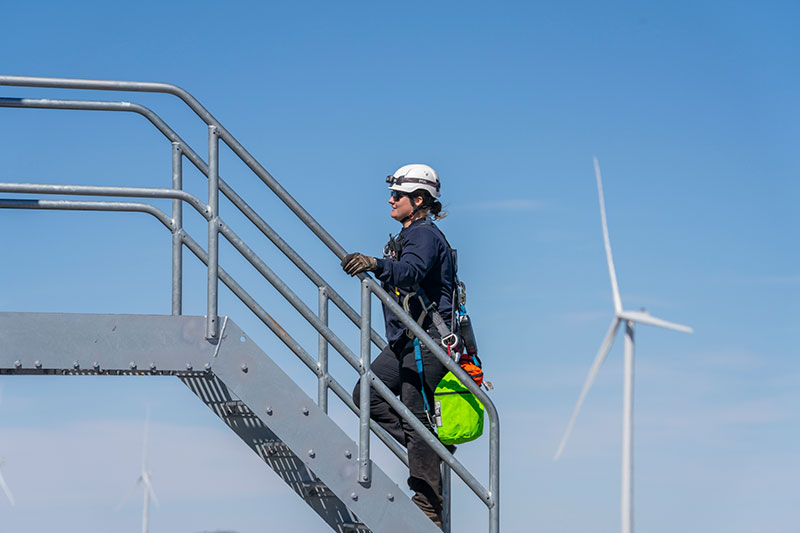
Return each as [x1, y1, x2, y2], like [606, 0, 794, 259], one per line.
[14, 360, 22, 368]
[387, 493, 394, 502]
[302, 407, 309, 416]
[73, 361, 79, 369]
[150, 362, 156, 371]
[350, 492, 358, 501]
[204, 362, 211, 371]
[265, 406, 273, 415]
[241, 363, 248, 373]
[130, 361, 137, 370]
[93, 362, 100, 369]
[308, 449, 315, 458]
[34, 360, 42, 369]
[186, 363, 193, 371]
[344, 450, 352, 459]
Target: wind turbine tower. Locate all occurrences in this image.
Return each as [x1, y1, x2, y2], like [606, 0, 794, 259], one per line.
[555, 157, 693, 533]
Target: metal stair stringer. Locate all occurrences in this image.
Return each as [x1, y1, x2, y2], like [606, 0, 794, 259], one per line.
[180, 373, 364, 532]
[207, 318, 442, 533]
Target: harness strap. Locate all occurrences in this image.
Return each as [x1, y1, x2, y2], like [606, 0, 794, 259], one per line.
[402, 289, 450, 336]
[426, 295, 452, 340]
[402, 292, 434, 336]
[413, 337, 435, 428]
[413, 288, 457, 349]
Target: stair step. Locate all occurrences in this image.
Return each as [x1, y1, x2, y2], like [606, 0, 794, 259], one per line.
[341, 523, 372, 533]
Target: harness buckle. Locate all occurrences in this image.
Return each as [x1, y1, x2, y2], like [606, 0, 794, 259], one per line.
[441, 333, 459, 349]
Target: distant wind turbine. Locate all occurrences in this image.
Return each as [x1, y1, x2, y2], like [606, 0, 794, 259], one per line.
[0, 384, 15, 507]
[0, 458, 15, 507]
[118, 410, 159, 533]
[554, 157, 693, 533]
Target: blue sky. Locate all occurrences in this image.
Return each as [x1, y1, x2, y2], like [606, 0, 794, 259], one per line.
[1, 1, 798, 532]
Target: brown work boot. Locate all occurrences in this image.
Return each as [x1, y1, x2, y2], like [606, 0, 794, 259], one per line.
[412, 492, 443, 529]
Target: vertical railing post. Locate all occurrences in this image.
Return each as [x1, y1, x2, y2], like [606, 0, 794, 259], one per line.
[171, 142, 183, 316]
[206, 126, 220, 340]
[442, 464, 452, 533]
[358, 278, 372, 483]
[317, 286, 329, 413]
[490, 419, 500, 533]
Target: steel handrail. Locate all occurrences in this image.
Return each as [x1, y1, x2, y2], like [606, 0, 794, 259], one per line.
[0, 97, 494, 506]
[0, 180, 493, 505]
[0, 84, 495, 409]
[0, 76, 345, 258]
[0, 196, 410, 466]
[0, 76, 500, 531]
[0, 182, 209, 214]
[0, 181, 382, 386]
[0, 198, 174, 228]
[0, 183, 370, 382]
[0, 96, 387, 350]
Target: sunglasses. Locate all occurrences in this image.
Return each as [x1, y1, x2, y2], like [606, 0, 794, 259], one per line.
[390, 190, 410, 201]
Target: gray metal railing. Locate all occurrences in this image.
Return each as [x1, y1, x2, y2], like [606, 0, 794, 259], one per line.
[0, 183, 411, 467]
[0, 75, 499, 533]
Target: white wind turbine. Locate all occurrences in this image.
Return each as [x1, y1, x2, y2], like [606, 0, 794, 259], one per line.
[0, 384, 16, 507]
[554, 157, 693, 533]
[118, 410, 159, 533]
[0, 458, 15, 507]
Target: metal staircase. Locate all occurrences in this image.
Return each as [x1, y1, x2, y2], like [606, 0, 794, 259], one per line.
[0, 76, 499, 532]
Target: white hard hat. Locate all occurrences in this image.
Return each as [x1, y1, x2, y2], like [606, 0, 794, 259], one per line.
[386, 163, 440, 199]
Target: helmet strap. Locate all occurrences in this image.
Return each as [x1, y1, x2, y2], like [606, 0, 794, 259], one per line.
[400, 194, 426, 226]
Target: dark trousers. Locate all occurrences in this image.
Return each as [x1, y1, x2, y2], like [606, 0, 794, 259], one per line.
[352, 337, 448, 513]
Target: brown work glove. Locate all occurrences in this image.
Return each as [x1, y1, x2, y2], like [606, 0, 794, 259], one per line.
[341, 253, 377, 276]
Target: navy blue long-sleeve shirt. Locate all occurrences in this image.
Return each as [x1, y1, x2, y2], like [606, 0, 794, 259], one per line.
[373, 218, 456, 350]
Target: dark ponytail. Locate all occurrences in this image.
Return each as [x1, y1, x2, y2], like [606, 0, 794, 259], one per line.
[415, 191, 447, 220]
[429, 199, 446, 219]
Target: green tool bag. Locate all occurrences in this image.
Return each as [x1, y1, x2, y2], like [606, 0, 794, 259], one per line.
[434, 371, 485, 445]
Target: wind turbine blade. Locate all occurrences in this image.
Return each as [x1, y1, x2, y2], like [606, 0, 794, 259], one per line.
[554, 317, 621, 460]
[593, 157, 623, 314]
[617, 310, 693, 333]
[115, 475, 142, 511]
[0, 466, 16, 506]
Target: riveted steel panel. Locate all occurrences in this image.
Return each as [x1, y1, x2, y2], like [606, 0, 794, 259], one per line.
[212, 319, 441, 533]
[0, 312, 217, 373]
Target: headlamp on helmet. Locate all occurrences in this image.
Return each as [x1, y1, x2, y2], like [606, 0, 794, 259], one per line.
[386, 163, 441, 199]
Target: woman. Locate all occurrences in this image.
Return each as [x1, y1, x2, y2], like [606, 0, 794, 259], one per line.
[341, 163, 456, 528]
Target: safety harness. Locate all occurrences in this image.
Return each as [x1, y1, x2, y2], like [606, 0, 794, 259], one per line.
[392, 220, 491, 427]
